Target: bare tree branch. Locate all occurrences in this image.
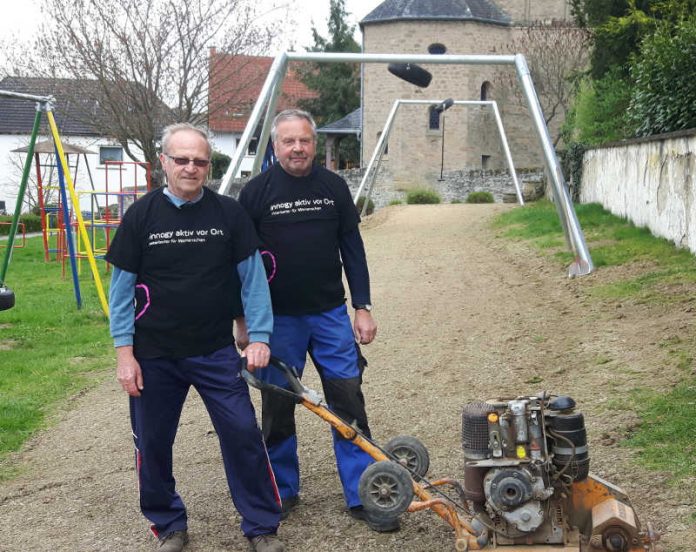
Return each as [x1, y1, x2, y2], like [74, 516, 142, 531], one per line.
[4, 0, 284, 183]
[496, 21, 591, 146]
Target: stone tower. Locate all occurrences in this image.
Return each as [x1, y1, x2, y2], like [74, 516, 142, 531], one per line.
[360, 0, 573, 189]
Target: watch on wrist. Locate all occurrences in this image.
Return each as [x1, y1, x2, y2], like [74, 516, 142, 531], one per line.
[353, 303, 372, 312]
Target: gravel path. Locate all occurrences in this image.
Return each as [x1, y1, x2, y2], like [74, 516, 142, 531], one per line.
[0, 204, 693, 551]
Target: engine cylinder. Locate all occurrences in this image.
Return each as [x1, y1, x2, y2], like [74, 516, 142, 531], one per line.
[461, 402, 493, 459]
[549, 412, 590, 480]
[462, 402, 495, 502]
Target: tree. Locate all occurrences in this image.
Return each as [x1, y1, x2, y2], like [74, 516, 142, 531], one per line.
[498, 22, 591, 146]
[3, 0, 283, 183]
[570, 0, 695, 78]
[628, 14, 696, 136]
[297, 0, 360, 167]
[563, 0, 696, 142]
[564, 68, 633, 145]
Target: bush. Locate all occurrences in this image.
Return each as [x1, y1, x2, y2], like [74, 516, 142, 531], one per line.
[570, 70, 632, 145]
[388, 199, 403, 206]
[451, 199, 462, 204]
[559, 142, 587, 202]
[0, 215, 42, 235]
[210, 150, 231, 179]
[406, 188, 441, 204]
[628, 15, 696, 136]
[466, 192, 494, 204]
[355, 196, 375, 216]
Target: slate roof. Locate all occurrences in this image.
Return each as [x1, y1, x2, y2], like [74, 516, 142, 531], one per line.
[317, 108, 361, 135]
[0, 77, 106, 136]
[360, 0, 510, 26]
[0, 76, 174, 138]
[208, 52, 317, 134]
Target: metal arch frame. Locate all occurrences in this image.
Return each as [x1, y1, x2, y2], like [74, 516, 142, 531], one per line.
[218, 52, 593, 277]
[354, 99, 525, 212]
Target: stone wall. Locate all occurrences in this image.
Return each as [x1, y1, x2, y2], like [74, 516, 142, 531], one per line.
[338, 167, 545, 207]
[211, 167, 546, 208]
[580, 129, 696, 253]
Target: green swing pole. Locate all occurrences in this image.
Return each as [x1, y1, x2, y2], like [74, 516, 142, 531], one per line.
[0, 105, 43, 286]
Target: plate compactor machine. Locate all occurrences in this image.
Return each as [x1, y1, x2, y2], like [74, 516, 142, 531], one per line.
[243, 358, 660, 552]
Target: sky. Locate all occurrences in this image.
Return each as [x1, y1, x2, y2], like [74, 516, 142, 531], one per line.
[0, 0, 384, 56]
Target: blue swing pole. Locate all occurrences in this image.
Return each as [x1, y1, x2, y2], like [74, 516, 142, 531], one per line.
[54, 145, 82, 309]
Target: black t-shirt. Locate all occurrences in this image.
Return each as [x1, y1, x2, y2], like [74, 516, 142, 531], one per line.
[105, 187, 259, 359]
[238, 164, 359, 315]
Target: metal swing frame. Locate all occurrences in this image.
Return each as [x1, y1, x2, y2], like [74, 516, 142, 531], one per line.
[217, 52, 592, 277]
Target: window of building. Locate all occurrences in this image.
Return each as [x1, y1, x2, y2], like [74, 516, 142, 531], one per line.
[247, 138, 258, 156]
[428, 43, 447, 55]
[480, 81, 492, 101]
[428, 106, 441, 130]
[99, 146, 123, 165]
[377, 131, 388, 155]
[482, 155, 491, 170]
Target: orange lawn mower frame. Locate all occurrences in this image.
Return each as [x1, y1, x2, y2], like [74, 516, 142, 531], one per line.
[242, 358, 660, 552]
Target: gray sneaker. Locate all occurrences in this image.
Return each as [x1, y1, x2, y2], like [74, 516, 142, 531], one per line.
[248, 533, 285, 552]
[158, 530, 189, 552]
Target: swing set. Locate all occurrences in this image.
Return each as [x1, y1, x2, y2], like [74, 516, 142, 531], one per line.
[0, 89, 109, 315]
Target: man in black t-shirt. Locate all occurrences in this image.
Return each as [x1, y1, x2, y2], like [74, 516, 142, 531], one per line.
[238, 110, 395, 532]
[106, 124, 284, 552]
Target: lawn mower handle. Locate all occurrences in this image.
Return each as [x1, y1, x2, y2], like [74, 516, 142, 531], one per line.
[240, 356, 309, 402]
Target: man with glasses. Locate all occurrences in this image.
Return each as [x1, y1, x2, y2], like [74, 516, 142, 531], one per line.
[106, 123, 285, 552]
[237, 110, 392, 532]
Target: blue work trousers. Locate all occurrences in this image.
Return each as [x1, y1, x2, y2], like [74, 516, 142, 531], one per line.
[256, 304, 374, 508]
[130, 345, 281, 539]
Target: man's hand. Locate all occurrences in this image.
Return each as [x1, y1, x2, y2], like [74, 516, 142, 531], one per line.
[242, 342, 271, 372]
[116, 346, 144, 397]
[354, 309, 377, 345]
[234, 316, 250, 351]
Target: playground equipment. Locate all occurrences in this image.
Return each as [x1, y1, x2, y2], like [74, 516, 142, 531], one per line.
[11, 141, 151, 281]
[354, 99, 525, 215]
[243, 358, 660, 552]
[0, 89, 109, 315]
[12, 140, 98, 264]
[218, 52, 593, 278]
[74, 160, 150, 274]
[0, 222, 25, 311]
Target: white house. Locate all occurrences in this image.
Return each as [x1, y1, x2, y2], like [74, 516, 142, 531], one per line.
[0, 76, 155, 215]
[207, 51, 317, 177]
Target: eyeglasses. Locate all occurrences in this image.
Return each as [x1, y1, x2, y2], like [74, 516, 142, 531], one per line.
[164, 153, 210, 168]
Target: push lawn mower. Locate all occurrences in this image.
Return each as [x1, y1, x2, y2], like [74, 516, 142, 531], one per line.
[242, 357, 660, 552]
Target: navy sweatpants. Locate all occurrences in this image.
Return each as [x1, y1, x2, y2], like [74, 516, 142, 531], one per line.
[130, 345, 281, 539]
[256, 304, 374, 508]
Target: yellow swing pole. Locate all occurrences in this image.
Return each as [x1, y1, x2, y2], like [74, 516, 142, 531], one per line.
[46, 111, 110, 317]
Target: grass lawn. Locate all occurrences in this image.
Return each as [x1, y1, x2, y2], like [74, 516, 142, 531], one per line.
[0, 234, 113, 479]
[495, 200, 696, 487]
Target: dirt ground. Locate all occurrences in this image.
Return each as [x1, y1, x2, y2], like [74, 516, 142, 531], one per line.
[0, 204, 694, 552]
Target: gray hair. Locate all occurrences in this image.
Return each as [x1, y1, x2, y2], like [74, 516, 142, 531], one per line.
[161, 123, 211, 156]
[271, 109, 317, 142]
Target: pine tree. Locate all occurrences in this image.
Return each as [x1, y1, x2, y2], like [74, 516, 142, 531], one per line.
[298, 0, 360, 167]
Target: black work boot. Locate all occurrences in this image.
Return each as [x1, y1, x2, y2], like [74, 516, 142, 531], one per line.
[280, 495, 300, 520]
[349, 506, 400, 533]
[157, 530, 189, 552]
[248, 533, 285, 552]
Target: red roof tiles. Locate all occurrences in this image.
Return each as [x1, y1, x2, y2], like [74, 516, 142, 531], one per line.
[208, 50, 317, 133]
